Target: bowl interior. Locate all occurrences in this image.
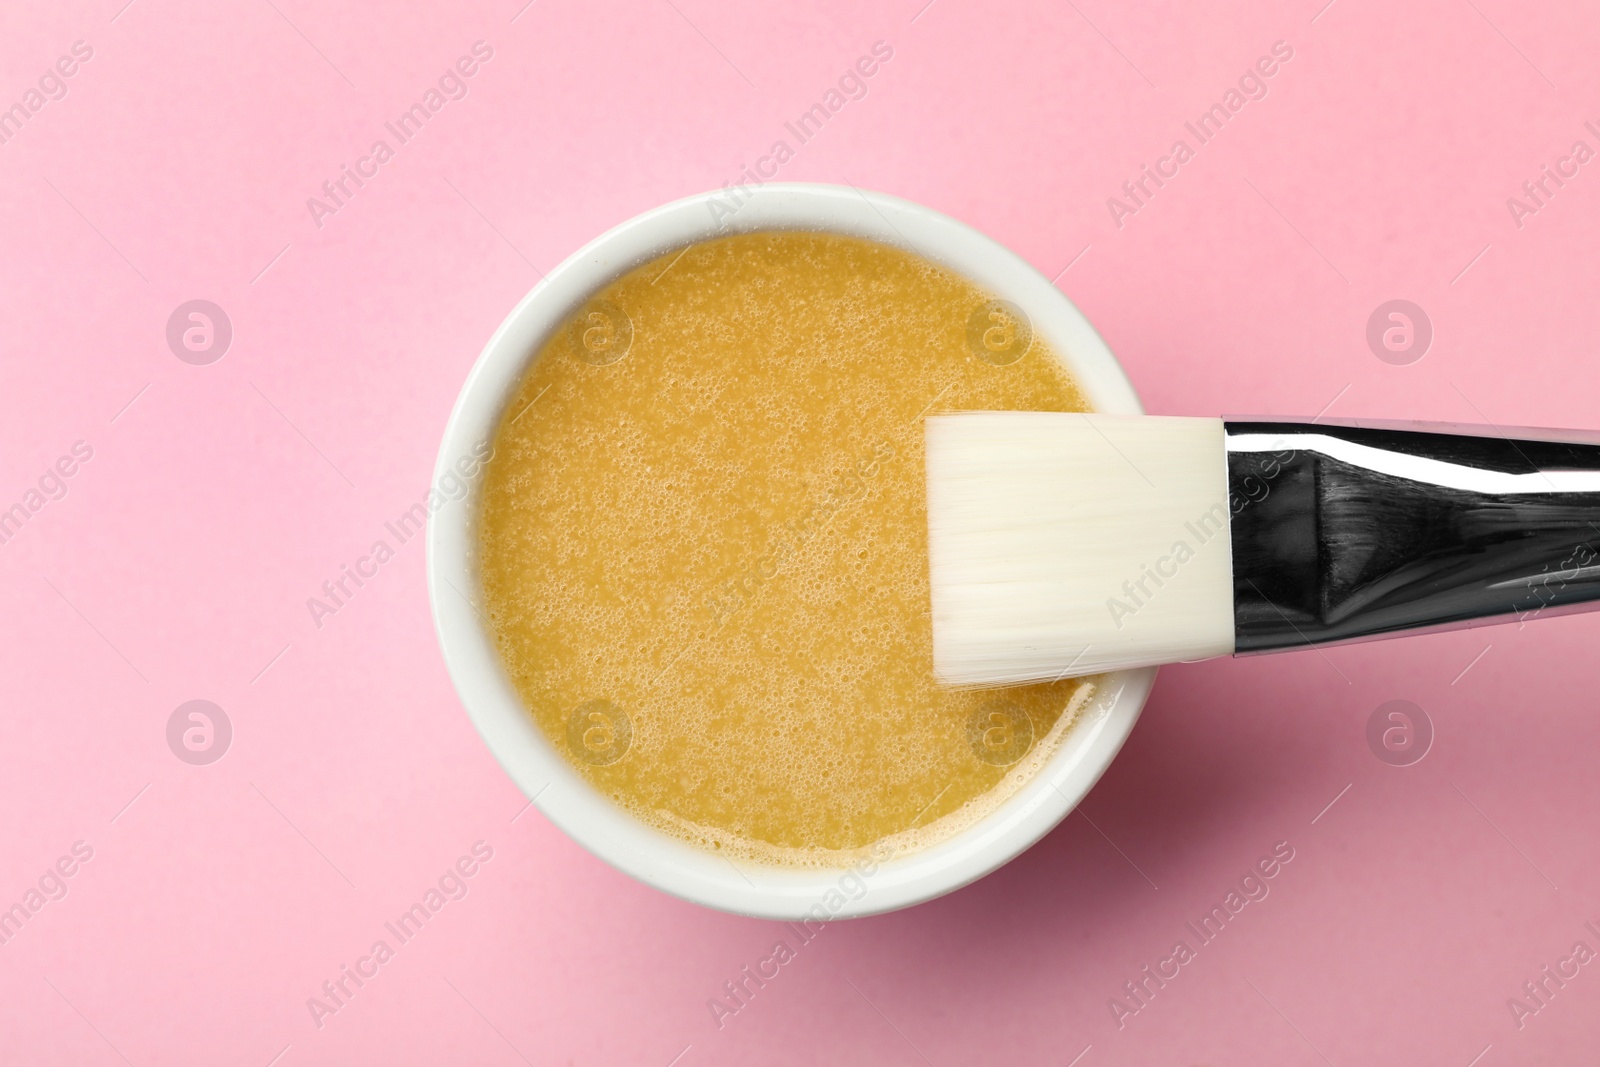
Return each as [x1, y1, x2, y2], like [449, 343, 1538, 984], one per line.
[427, 182, 1157, 918]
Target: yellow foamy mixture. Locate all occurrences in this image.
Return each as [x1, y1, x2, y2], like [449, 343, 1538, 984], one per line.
[477, 231, 1099, 866]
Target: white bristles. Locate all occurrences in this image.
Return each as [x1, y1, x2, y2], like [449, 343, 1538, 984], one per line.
[925, 412, 1238, 685]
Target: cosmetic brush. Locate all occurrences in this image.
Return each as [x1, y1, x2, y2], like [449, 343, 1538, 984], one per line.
[924, 412, 1600, 686]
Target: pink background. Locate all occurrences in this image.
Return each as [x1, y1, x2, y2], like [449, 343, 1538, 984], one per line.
[3, 0, 1599, 1063]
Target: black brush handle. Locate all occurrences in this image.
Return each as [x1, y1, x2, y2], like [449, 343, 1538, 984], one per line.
[1224, 419, 1600, 652]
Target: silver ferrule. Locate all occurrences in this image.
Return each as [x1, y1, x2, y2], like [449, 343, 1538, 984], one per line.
[1223, 418, 1600, 652]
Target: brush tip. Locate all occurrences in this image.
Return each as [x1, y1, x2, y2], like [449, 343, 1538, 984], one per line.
[925, 412, 1237, 685]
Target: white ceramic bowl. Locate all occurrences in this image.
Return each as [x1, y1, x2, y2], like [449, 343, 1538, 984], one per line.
[427, 183, 1157, 918]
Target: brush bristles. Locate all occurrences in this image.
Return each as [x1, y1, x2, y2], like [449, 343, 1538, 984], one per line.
[925, 412, 1237, 685]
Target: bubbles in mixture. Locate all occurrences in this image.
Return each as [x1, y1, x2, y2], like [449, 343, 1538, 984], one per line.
[476, 231, 1100, 867]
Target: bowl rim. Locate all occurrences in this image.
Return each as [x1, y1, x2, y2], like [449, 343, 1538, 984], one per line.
[426, 182, 1158, 919]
